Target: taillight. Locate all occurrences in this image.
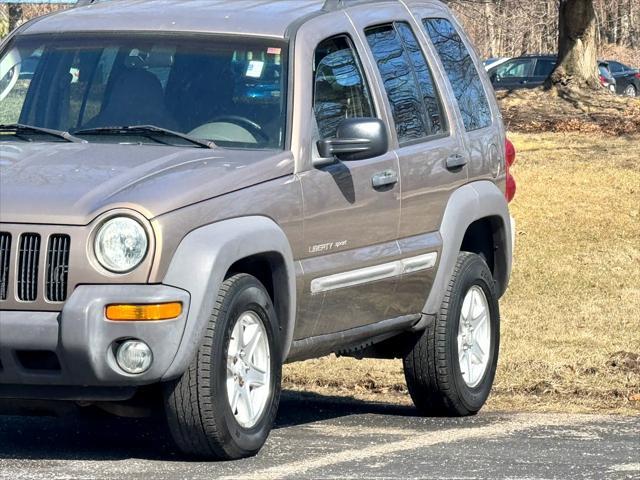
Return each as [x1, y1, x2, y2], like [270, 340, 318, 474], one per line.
[635, 72, 640, 79]
[599, 75, 607, 85]
[505, 139, 516, 203]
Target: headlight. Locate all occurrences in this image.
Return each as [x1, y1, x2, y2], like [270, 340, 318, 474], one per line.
[95, 217, 148, 273]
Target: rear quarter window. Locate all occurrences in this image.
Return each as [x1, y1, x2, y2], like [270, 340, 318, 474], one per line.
[422, 18, 492, 132]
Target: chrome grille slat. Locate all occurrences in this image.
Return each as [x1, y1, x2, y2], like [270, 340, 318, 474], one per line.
[46, 234, 71, 302]
[17, 233, 41, 302]
[0, 232, 10, 300]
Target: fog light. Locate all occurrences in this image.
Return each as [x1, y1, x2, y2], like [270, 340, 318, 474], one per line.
[116, 340, 153, 374]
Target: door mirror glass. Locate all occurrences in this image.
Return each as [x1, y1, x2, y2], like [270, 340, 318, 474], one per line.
[316, 117, 388, 162]
[0, 48, 22, 102]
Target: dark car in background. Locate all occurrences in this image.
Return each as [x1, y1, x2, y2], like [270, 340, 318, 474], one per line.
[486, 54, 555, 90]
[607, 60, 640, 97]
[487, 55, 622, 94]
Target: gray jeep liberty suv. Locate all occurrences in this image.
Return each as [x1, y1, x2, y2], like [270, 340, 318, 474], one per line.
[0, 0, 517, 460]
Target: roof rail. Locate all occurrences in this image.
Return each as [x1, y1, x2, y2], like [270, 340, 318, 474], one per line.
[322, 0, 385, 12]
[75, 0, 101, 6]
[322, 0, 344, 10]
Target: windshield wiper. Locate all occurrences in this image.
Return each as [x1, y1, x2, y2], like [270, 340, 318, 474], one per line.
[0, 123, 85, 143]
[73, 125, 216, 149]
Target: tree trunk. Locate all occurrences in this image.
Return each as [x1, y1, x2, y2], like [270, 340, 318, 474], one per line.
[8, 3, 23, 32]
[548, 0, 600, 90]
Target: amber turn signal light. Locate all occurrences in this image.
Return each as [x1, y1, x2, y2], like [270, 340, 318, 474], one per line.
[105, 302, 183, 321]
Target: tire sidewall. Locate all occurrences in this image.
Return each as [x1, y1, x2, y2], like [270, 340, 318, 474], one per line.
[209, 278, 281, 457]
[445, 255, 500, 413]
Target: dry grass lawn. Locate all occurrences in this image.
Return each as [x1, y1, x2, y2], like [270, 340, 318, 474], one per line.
[284, 132, 640, 415]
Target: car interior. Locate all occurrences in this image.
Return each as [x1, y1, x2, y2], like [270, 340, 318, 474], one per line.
[6, 36, 288, 149]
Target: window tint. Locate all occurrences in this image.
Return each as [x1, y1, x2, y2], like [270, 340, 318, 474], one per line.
[395, 22, 445, 136]
[494, 58, 534, 78]
[313, 36, 374, 139]
[533, 58, 556, 77]
[423, 18, 492, 131]
[608, 62, 620, 74]
[598, 64, 611, 76]
[366, 23, 444, 143]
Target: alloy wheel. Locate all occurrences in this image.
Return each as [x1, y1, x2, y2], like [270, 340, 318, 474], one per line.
[226, 311, 271, 429]
[457, 286, 492, 388]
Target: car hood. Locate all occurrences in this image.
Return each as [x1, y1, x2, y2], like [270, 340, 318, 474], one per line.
[0, 142, 294, 225]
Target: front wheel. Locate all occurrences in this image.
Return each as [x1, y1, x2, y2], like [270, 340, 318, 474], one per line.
[163, 274, 281, 460]
[403, 252, 500, 416]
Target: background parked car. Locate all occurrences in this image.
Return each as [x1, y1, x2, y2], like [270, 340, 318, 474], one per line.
[487, 55, 623, 95]
[486, 55, 556, 90]
[606, 60, 640, 97]
[483, 57, 510, 70]
[598, 61, 617, 93]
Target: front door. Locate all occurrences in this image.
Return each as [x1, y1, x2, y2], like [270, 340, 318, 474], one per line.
[291, 14, 402, 340]
[489, 57, 535, 89]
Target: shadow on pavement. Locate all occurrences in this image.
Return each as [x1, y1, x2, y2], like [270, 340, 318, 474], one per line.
[0, 390, 414, 462]
[276, 390, 417, 428]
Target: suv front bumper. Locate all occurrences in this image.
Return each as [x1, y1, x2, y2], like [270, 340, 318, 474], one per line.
[0, 284, 190, 398]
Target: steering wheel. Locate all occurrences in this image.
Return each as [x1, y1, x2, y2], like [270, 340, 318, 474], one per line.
[209, 115, 270, 143]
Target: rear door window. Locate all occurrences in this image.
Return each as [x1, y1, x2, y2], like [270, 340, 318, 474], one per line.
[533, 58, 556, 78]
[365, 22, 445, 144]
[608, 61, 623, 74]
[395, 22, 446, 136]
[422, 18, 492, 131]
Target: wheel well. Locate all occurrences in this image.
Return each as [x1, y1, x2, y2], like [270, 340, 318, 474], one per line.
[227, 255, 274, 300]
[226, 252, 290, 342]
[460, 216, 509, 295]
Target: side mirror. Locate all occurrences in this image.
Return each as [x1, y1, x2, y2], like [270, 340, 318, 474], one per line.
[0, 48, 22, 102]
[316, 118, 388, 163]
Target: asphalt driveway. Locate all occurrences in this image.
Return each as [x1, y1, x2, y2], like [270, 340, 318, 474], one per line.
[1, 391, 638, 479]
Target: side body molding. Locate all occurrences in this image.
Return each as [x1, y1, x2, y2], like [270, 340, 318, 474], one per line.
[424, 181, 513, 315]
[161, 216, 296, 380]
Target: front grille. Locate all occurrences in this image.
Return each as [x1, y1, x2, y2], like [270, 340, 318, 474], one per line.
[17, 233, 41, 302]
[46, 234, 71, 302]
[0, 232, 11, 300]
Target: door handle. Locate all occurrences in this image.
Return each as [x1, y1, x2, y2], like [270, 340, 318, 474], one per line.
[446, 154, 468, 170]
[372, 169, 398, 188]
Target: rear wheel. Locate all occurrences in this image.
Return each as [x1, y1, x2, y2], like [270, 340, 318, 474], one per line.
[163, 274, 281, 460]
[403, 252, 500, 416]
[624, 84, 637, 97]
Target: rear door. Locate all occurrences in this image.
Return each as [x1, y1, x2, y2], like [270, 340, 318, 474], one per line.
[348, 4, 467, 318]
[531, 57, 556, 87]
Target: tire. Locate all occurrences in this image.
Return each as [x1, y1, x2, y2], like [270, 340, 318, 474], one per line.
[403, 252, 500, 416]
[163, 274, 282, 460]
[624, 84, 637, 97]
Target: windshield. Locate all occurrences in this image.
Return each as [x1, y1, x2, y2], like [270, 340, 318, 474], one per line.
[0, 33, 288, 149]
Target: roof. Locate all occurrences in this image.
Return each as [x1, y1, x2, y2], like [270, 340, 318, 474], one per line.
[21, 0, 331, 39]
